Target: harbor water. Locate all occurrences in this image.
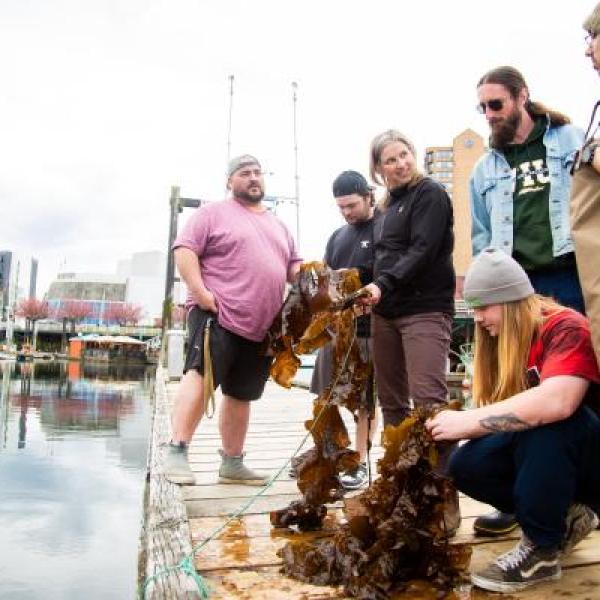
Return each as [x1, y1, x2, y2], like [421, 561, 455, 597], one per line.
[0, 360, 154, 600]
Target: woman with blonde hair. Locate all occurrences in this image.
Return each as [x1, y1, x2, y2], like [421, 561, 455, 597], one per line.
[427, 248, 600, 593]
[361, 130, 455, 428]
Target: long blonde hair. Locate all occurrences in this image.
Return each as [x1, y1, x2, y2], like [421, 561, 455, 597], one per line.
[368, 129, 423, 210]
[472, 295, 562, 406]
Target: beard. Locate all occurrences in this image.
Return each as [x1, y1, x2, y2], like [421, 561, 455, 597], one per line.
[489, 108, 522, 150]
[235, 187, 264, 203]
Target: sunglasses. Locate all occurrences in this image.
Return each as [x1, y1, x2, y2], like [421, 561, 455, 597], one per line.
[477, 99, 504, 114]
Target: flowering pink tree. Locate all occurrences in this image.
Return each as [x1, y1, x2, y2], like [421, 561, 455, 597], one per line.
[103, 303, 144, 326]
[54, 300, 94, 352]
[16, 298, 49, 350]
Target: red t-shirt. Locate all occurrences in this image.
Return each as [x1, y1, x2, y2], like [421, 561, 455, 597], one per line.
[527, 308, 600, 416]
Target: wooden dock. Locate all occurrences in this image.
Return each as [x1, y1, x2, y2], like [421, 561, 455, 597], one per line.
[140, 369, 600, 599]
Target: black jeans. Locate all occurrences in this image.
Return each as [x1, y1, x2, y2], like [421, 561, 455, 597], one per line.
[449, 405, 600, 547]
[527, 263, 585, 315]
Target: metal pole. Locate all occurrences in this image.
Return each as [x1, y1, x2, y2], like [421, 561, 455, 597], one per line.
[11, 261, 19, 349]
[226, 75, 234, 167]
[292, 81, 300, 246]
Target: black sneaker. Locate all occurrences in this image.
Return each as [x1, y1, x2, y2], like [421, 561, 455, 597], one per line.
[471, 536, 561, 593]
[339, 462, 368, 490]
[473, 510, 518, 536]
[561, 503, 599, 555]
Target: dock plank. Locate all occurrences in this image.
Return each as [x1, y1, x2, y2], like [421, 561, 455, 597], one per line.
[187, 448, 383, 462]
[189, 509, 529, 574]
[203, 566, 348, 600]
[202, 562, 600, 600]
[186, 494, 303, 518]
[181, 480, 300, 500]
[189, 511, 517, 547]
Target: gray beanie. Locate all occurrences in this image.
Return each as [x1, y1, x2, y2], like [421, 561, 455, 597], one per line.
[584, 2, 600, 35]
[227, 154, 261, 178]
[463, 248, 534, 308]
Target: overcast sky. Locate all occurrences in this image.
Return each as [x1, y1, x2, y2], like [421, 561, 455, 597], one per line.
[1, 0, 598, 297]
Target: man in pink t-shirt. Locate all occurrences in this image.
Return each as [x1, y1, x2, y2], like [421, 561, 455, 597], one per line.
[164, 154, 302, 485]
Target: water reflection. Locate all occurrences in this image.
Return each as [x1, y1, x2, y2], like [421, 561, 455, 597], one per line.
[0, 359, 154, 600]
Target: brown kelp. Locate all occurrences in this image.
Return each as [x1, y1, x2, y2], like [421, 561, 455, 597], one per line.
[268, 262, 469, 596]
[278, 411, 470, 598]
[269, 262, 370, 529]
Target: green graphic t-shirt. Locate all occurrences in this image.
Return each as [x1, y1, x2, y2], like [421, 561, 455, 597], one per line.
[503, 118, 554, 271]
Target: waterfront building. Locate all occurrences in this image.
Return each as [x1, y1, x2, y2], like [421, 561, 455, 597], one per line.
[116, 251, 167, 325]
[46, 272, 128, 325]
[46, 251, 167, 327]
[423, 129, 485, 295]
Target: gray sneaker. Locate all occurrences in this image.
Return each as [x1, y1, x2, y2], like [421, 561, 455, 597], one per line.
[218, 449, 269, 486]
[163, 442, 195, 485]
[561, 503, 599, 555]
[471, 536, 560, 593]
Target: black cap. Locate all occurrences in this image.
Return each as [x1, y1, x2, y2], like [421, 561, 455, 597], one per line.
[332, 170, 372, 198]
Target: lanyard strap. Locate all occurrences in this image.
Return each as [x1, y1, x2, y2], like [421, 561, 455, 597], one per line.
[584, 100, 600, 143]
[202, 318, 216, 418]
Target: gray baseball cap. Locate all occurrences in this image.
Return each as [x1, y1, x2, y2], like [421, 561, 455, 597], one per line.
[227, 154, 261, 178]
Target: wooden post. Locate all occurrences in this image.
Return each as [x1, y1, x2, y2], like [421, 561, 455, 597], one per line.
[162, 186, 180, 337]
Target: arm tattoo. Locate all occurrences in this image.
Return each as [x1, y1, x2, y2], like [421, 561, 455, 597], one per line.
[479, 413, 530, 432]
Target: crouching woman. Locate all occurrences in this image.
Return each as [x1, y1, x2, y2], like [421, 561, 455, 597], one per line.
[426, 247, 600, 594]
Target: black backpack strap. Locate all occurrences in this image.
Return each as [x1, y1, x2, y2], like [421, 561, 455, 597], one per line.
[583, 100, 600, 142]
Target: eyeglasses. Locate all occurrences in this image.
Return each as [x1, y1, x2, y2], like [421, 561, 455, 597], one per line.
[585, 32, 598, 46]
[477, 99, 505, 114]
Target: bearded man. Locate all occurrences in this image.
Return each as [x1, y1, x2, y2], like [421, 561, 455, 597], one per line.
[163, 154, 302, 486]
[468, 67, 585, 535]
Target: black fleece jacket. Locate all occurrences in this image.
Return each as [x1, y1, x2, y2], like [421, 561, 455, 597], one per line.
[324, 214, 379, 337]
[324, 214, 378, 286]
[373, 177, 455, 318]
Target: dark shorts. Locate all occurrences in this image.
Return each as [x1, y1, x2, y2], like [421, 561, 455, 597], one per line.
[310, 336, 375, 411]
[184, 307, 272, 401]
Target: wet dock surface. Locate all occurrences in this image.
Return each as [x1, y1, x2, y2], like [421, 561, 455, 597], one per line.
[142, 373, 600, 599]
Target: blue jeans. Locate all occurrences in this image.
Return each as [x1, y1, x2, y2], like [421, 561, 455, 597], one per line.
[449, 405, 600, 548]
[527, 263, 585, 314]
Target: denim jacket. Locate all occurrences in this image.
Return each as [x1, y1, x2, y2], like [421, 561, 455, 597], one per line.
[470, 120, 584, 258]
